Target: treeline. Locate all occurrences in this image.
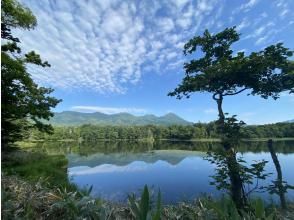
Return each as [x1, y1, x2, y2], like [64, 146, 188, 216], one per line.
[28, 122, 294, 141]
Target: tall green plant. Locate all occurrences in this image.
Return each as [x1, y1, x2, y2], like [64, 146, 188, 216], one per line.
[128, 185, 162, 220]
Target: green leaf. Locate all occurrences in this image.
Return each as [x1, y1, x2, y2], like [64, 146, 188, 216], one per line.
[140, 185, 150, 220]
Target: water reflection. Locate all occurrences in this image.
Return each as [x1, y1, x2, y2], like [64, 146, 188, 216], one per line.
[267, 139, 294, 209]
[29, 140, 294, 204]
[68, 156, 218, 203]
[32, 140, 294, 156]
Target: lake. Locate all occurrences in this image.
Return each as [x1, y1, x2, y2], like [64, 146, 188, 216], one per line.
[35, 140, 294, 204]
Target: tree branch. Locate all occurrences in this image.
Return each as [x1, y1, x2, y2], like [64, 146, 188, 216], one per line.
[212, 93, 220, 100]
[223, 88, 247, 96]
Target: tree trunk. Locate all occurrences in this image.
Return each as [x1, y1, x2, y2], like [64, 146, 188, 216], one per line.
[213, 92, 248, 210]
[268, 139, 287, 209]
[216, 94, 225, 123]
[213, 93, 225, 125]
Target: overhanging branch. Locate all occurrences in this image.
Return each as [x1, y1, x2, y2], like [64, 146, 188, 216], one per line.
[223, 88, 247, 96]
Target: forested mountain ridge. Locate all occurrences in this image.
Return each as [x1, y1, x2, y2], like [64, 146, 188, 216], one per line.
[50, 111, 192, 126]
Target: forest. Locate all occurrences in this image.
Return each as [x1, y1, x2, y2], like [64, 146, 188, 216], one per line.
[28, 122, 294, 141]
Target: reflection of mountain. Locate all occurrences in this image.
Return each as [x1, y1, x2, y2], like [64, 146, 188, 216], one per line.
[69, 161, 170, 176]
[67, 150, 205, 168]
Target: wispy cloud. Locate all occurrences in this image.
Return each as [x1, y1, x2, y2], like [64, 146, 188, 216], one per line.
[236, 18, 250, 31]
[233, 0, 259, 14]
[71, 106, 147, 114]
[243, 0, 259, 9]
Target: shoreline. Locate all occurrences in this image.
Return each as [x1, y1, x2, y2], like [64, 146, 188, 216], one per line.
[20, 137, 294, 143]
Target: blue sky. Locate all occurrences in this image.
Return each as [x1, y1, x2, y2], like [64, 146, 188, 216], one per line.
[16, 0, 294, 124]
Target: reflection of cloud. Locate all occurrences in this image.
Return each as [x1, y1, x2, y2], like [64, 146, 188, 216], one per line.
[68, 162, 148, 176]
[68, 156, 206, 176]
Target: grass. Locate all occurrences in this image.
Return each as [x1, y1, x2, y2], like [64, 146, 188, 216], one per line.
[2, 174, 294, 220]
[2, 150, 72, 188]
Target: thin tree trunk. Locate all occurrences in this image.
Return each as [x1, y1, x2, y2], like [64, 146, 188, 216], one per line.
[217, 94, 225, 123]
[213, 92, 248, 210]
[213, 93, 225, 124]
[268, 139, 287, 209]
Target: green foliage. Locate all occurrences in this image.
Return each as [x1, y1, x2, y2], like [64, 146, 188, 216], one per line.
[217, 115, 246, 147]
[46, 187, 107, 220]
[128, 185, 162, 220]
[1, 0, 36, 42]
[2, 151, 71, 187]
[2, 174, 291, 220]
[169, 27, 293, 100]
[201, 197, 278, 220]
[28, 122, 294, 142]
[1, 0, 36, 29]
[1, 175, 108, 220]
[1, 0, 61, 147]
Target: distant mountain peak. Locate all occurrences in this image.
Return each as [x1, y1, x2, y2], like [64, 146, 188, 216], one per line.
[163, 112, 180, 117]
[50, 111, 192, 126]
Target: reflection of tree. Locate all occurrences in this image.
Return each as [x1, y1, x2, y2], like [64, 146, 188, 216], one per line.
[206, 148, 269, 210]
[205, 116, 272, 211]
[33, 139, 293, 155]
[267, 139, 294, 209]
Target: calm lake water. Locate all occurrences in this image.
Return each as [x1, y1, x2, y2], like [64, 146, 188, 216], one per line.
[38, 140, 294, 204]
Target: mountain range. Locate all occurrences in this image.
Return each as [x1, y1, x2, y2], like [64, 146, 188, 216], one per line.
[285, 119, 294, 123]
[50, 111, 192, 126]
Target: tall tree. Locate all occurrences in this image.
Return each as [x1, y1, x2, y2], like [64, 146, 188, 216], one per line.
[168, 27, 293, 210]
[169, 27, 293, 148]
[1, 0, 61, 147]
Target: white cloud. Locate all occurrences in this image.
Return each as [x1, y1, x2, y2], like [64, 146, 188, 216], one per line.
[71, 106, 147, 114]
[14, 0, 219, 94]
[15, 0, 291, 95]
[157, 18, 175, 33]
[240, 0, 259, 11]
[280, 9, 289, 18]
[255, 36, 267, 45]
[236, 18, 250, 31]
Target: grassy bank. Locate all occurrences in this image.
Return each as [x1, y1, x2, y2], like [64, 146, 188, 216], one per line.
[2, 150, 73, 188]
[2, 174, 294, 220]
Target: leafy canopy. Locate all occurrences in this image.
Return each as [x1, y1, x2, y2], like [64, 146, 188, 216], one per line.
[168, 27, 294, 100]
[1, 0, 61, 145]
